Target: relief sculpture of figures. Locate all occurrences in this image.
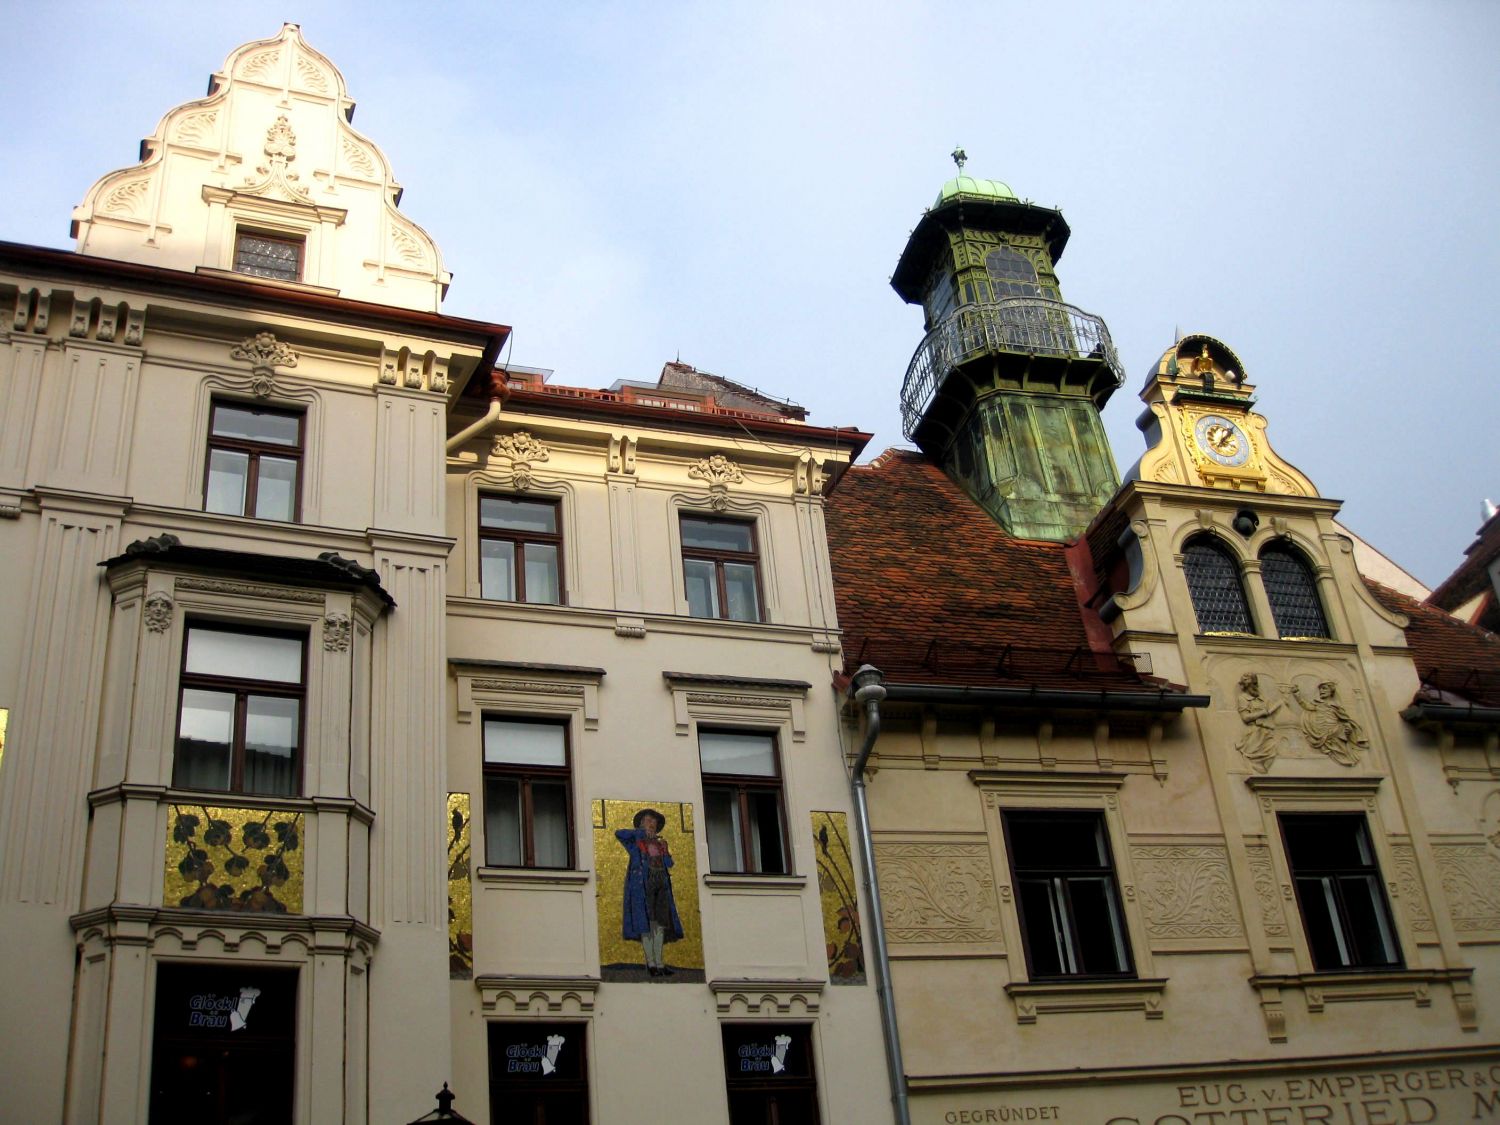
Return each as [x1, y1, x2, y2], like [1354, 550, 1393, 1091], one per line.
[1291, 680, 1368, 766]
[1234, 673, 1284, 773]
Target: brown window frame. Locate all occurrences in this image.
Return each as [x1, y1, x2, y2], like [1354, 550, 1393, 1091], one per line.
[700, 729, 790, 875]
[203, 401, 304, 522]
[173, 623, 308, 797]
[1279, 813, 1402, 973]
[1001, 809, 1135, 981]
[481, 716, 575, 869]
[478, 495, 565, 605]
[232, 229, 305, 283]
[680, 515, 764, 623]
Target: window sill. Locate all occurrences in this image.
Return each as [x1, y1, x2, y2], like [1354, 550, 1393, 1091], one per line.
[1004, 977, 1166, 1024]
[476, 866, 590, 888]
[703, 873, 808, 891]
[1250, 968, 1477, 1040]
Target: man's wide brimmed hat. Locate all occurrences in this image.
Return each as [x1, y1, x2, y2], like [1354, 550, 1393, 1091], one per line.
[633, 808, 666, 829]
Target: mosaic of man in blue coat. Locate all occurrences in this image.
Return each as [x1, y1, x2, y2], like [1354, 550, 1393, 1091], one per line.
[616, 808, 684, 976]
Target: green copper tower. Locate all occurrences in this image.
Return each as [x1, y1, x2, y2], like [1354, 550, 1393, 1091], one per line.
[892, 154, 1122, 541]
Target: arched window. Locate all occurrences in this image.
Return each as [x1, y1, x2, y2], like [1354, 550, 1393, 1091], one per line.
[1183, 537, 1253, 634]
[1260, 542, 1330, 639]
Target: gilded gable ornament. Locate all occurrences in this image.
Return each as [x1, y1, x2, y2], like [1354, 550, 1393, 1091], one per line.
[491, 430, 550, 491]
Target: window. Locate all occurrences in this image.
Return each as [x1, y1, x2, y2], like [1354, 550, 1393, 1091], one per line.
[700, 731, 787, 874]
[480, 496, 562, 604]
[487, 1022, 589, 1125]
[1280, 814, 1401, 972]
[1182, 536, 1253, 634]
[1002, 810, 1133, 978]
[682, 516, 762, 622]
[174, 625, 305, 797]
[233, 230, 303, 282]
[483, 718, 572, 868]
[1260, 542, 1330, 639]
[720, 1024, 820, 1125]
[204, 402, 302, 521]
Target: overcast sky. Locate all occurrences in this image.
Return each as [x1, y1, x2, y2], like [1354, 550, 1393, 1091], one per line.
[4, 1, 1496, 588]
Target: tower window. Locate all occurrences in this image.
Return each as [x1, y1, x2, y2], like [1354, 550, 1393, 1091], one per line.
[985, 245, 1041, 299]
[233, 231, 304, 282]
[1183, 537, 1254, 634]
[1260, 542, 1330, 639]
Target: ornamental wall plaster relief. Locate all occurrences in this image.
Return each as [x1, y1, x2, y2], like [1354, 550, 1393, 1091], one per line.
[323, 613, 351, 652]
[491, 431, 551, 491]
[689, 453, 744, 511]
[1435, 843, 1500, 934]
[1244, 844, 1287, 937]
[1389, 843, 1435, 934]
[1131, 844, 1243, 939]
[874, 841, 1002, 944]
[143, 593, 174, 633]
[1220, 664, 1372, 773]
[230, 332, 299, 382]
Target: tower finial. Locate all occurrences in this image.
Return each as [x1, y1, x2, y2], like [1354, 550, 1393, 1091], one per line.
[951, 146, 967, 174]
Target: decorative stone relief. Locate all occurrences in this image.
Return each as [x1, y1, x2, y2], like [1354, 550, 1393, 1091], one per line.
[175, 577, 323, 604]
[230, 332, 298, 398]
[101, 178, 149, 218]
[390, 221, 428, 267]
[295, 52, 328, 94]
[491, 431, 550, 491]
[174, 110, 218, 147]
[470, 679, 578, 696]
[1222, 669, 1369, 771]
[689, 453, 744, 511]
[874, 842, 1001, 944]
[341, 135, 377, 179]
[1244, 845, 1287, 936]
[1436, 844, 1500, 933]
[1132, 844, 1243, 939]
[1152, 460, 1180, 484]
[242, 115, 311, 203]
[1389, 844, 1434, 934]
[238, 47, 281, 82]
[322, 613, 351, 652]
[143, 593, 174, 634]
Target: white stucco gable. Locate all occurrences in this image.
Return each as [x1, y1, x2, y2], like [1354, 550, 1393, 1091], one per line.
[71, 23, 451, 312]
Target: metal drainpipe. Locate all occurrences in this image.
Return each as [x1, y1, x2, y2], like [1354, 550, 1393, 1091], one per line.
[848, 664, 911, 1125]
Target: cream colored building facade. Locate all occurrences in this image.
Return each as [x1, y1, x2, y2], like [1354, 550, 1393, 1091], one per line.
[0, 25, 891, 1124]
[840, 337, 1500, 1125]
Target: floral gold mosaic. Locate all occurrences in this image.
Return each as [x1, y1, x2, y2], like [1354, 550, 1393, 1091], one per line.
[163, 803, 304, 913]
[448, 793, 474, 979]
[593, 797, 704, 981]
[811, 811, 865, 983]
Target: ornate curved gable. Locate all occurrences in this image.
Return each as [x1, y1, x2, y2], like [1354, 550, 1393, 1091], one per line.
[70, 23, 450, 312]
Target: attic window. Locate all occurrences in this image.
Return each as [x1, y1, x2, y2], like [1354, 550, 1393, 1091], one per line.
[234, 231, 304, 282]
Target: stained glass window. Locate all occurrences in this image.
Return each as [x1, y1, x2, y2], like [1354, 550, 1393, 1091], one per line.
[233, 232, 303, 282]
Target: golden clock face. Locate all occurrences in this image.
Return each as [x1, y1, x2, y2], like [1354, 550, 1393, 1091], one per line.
[1194, 414, 1251, 467]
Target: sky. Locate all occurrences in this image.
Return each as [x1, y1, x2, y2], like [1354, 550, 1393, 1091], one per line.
[3, 1, 1496, 588]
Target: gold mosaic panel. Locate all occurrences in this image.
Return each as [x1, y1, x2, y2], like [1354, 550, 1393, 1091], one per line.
[163, 803, 304, 913]
[593, 797, 704, 981]
[812, 811, 865, 983]
[0, 708, 7, 774]
[448, 792, 474, 979]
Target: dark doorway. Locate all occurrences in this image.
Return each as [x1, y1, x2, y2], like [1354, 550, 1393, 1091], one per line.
[487, 1021, 589, 1124]
[721, 1024, 821, 1125]
[149, 963, 297, 1124]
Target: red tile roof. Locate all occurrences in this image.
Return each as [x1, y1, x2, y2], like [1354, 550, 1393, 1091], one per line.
[1428, 512, 1500, 631]
[1367, 579, 1500, 707]
[825, 450, 1146, 691]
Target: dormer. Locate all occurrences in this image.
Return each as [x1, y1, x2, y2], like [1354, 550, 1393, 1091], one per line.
[69, 24, 451, 312]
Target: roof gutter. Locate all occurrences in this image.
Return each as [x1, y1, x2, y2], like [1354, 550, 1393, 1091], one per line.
[881, 682, 1210, 713]
[1402, 701, 1500, 727]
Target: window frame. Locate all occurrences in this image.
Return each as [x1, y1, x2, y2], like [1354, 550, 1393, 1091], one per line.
[1001, 808, 1135, 981]
[478, 494, 565, 606]
[699, 728, 791, 876]
[1258, 540, 1331, 640]
[1278, 812, 1403, 973]
[172, 622, 309, 797]
[1182, 534, 1255, 636]
[481, 715, 575, 870]
[232, 228, 306, 283]
[680, 514, 764, 623]
[203, 400, 305, 522]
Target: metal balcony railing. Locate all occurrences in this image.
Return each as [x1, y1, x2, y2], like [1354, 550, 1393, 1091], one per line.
[899, 298, 1125, 441]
